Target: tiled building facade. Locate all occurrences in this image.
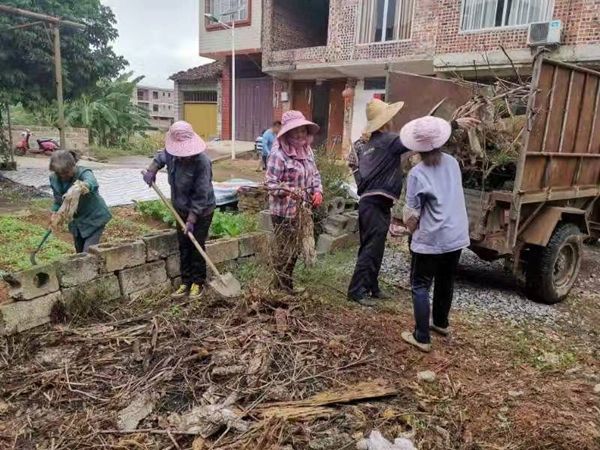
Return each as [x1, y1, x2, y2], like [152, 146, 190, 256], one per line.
[262, 0, 600, 152]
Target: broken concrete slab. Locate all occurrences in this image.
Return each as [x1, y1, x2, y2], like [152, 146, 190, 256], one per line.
[89, 239, 146, 273]
[142, 230, 178, 262]
[316, 232, 359, 255]
[61, 274, 121, 309]
[323, 214, 350, 237]
[4, 263, 60, 301]
[344, 211, 359, 233]
[206, 238, 239, 264]
[238, 232, 268, 258]
[118, 261, 167, 295]
[258, 210, 273, 232]
[0, 291, 61, 335]
[129, 281, 173, 302]
[166, 254, 181, 278]
[117, 393, 157, 431]
[55, 253, 100, 288]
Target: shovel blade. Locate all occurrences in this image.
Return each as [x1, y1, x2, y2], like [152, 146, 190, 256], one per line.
[209, 272, 241, 298]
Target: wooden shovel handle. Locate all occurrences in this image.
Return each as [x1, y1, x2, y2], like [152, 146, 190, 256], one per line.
[144, 173, 223, 279]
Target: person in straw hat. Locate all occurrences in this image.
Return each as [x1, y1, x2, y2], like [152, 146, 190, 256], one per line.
[266, 110, 324, 294]
[399, 116, 471, 353]
[346, 99, 477, 307]
[143, 121, 216, 301]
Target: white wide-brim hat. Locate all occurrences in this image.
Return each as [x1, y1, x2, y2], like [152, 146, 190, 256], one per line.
[400, 116, 452, 152]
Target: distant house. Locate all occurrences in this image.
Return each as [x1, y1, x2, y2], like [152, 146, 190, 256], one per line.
[133, 85, 175, 130]
[170, 61, 222, 141]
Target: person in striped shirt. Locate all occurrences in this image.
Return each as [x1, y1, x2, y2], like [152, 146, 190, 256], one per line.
[266, 111, 323, 293]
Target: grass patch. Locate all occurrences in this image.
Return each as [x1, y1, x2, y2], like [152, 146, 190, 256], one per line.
[89, 132, 163, 162]
[0, 217, 72, 273]
[104, 216, 154, 241]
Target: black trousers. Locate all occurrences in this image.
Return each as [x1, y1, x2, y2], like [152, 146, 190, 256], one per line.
[177, 211, 213, 286]
[411, 250, 462, 343]
[348, 195, 393, 298]
[271, 215, 300, 291]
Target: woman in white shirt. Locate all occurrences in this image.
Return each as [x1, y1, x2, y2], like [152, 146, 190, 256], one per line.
[400, 116, 471, 353]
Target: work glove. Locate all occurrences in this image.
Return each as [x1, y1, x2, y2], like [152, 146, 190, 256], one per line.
[143, 170, 156, 187]
[185, 221, 195, 235]
[312, 192, 323, 208]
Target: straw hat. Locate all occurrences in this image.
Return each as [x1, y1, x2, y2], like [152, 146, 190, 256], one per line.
[277, 110, 320, 138]
[165, 121, 207, 157]
[363, 99, 404, 134]
[400, 116, 452, 153]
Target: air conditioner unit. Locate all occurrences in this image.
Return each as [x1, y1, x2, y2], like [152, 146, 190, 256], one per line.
[528, 20, 562, 47]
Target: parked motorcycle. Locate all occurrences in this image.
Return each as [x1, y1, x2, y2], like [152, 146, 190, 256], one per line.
[15, 129, 60, 156]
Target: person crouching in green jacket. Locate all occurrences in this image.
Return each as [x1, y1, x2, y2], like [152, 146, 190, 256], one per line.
[49, 150, 112, 253]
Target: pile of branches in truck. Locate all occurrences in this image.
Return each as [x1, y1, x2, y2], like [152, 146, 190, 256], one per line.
[448, 78, 532, 191]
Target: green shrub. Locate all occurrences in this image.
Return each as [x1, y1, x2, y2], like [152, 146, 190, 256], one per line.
[134, 200, 257, 238]
[313, 146, 352, 200]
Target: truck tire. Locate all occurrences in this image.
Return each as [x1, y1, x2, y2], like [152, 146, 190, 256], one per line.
[525, 223, 582, 304]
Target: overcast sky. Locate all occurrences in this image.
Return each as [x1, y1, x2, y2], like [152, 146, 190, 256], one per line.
[102, 0, 213, 88]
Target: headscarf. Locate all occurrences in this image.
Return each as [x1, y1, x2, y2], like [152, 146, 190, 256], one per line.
[277, 130, 314, 160]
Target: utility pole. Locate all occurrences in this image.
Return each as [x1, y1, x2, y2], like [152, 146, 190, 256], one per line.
[52, 24, 66, 148]
[0, 4, 85, 149]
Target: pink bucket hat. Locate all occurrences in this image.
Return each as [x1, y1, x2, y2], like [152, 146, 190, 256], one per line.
[400, 116, 452, 153]
[277, 110, 319, 139]
[165, 121, 207, 157]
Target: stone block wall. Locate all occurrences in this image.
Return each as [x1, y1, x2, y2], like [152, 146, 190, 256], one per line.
[0, 232, 270, 336]
[7, 125, 90, 152]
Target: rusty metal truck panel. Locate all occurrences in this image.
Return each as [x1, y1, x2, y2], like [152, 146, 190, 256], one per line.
[517, 58, 600, 202]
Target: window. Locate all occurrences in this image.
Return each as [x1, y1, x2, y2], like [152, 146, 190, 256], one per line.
[207, 0, 248, 23]
[168, 93, 171, 98]
[152, 91, 159, 99]
[137, 90, 145, 100]
[183, 91, 218, 103]
[359, 0, 415, 43]
[461, 0, 553, 31]
[153, 104, 159, 112]
[364, 78, 386, 90]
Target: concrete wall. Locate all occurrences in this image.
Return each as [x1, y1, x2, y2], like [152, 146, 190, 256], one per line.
[198, 0, 262, 56]
[0, 231, 269, 336]
[134, 85, 175, 130]
[9, 125, 89, 152]
[350, 80, 385, 142]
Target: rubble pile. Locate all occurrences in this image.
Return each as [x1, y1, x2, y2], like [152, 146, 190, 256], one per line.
[0, 290, 409, 449]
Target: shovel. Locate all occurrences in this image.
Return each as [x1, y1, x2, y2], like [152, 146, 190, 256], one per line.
[146, 175, 241, 298]
[30, 229, 52, 266]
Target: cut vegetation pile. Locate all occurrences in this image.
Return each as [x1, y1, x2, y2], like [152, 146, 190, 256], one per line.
[448, 79, 532, 191]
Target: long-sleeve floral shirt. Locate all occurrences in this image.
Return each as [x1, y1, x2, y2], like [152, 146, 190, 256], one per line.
[266, 146, 323, 218]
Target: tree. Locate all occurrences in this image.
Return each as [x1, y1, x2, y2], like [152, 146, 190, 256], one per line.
[66, 73, 150, 146]
[0, 0, 127, 106]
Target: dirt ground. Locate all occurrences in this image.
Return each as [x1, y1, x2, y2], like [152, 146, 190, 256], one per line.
[1, 241, 598, 449]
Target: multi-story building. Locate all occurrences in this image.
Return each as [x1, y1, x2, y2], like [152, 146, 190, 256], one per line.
[261, 0, 600, 153]
[173, 0, 276, 142]
[133, 85, 175, 130]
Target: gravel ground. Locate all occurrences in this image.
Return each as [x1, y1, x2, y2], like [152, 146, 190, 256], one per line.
[379, 244, 585, 325]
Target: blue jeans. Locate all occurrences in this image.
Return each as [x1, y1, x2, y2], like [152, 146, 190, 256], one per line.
[410, 250, 462, 344]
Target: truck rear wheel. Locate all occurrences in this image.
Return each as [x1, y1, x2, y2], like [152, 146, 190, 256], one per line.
[525, 223, 582, 304]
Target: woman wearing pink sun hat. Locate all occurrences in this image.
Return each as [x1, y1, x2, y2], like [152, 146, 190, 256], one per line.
[266, 110, 323, 294]
[143, 121, 216, 301]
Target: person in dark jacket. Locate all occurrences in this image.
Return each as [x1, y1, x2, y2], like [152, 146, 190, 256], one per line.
[347, 99, 478, 306]
[143, 121, 216, 301]
[49, 150, 112, 253]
